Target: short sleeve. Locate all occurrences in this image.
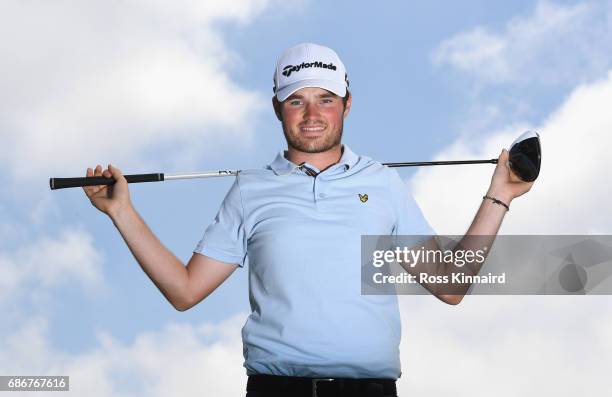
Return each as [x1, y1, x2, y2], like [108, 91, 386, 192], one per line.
[387, 168, 435, 237]
[193, 178, 247, 267]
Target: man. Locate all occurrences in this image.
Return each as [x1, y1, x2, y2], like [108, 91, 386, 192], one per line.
[83, 43, 534, 397]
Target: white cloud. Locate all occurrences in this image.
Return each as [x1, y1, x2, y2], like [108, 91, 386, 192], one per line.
[0, 0, 274, 181]
[432, 0, 612, 85]
[0, 313, 248, 397]
[401, 8, 612, 394]
[0, 228, 105, 303]
[398, 296, 612, 396]
[411, 69, 612, 235]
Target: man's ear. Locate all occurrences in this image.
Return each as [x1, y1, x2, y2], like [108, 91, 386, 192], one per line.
[272, 96, 282, 121]
[343, 91, 352, 119]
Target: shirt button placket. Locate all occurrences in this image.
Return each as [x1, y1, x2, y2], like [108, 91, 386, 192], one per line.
[315, 179, 326, 211]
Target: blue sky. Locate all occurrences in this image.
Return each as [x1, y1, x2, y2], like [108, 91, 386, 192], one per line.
[2, 0, 612, 395]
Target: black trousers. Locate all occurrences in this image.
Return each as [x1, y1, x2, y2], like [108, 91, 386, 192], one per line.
[245, 374, 398, 397]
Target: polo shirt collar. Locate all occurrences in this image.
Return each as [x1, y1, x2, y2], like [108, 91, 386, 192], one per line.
[269, 145, 359, 176]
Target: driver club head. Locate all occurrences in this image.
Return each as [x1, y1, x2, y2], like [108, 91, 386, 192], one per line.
[508, 130, 541, 182]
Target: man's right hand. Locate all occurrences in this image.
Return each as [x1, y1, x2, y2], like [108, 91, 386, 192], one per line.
[82, 164, 132, 218]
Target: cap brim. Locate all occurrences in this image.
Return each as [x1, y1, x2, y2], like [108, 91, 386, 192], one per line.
[275, 79, 347, 102]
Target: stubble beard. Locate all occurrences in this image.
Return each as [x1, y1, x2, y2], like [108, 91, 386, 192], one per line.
[282, 118, 344, 154]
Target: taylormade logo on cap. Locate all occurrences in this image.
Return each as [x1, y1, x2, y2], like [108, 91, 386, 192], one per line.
[282, 61, 337, 77]
[273, 43, 348, 102]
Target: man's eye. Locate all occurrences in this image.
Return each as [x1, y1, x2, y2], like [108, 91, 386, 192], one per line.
[289, 100, 301, 105]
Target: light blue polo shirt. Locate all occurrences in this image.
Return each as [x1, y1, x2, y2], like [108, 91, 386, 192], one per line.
[194, 145, 434, 379]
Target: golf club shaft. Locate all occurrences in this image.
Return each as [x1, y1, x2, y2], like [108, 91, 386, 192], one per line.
[49, 159, 498, 190]
[383, 159, 498, 167]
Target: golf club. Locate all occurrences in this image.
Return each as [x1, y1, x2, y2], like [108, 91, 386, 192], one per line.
[49, 131, 541, 190]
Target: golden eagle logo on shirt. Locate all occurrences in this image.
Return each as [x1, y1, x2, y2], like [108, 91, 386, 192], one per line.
[358, 193, 368, 203]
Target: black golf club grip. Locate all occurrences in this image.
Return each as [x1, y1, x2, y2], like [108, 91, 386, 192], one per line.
[49, 173, 164, 190]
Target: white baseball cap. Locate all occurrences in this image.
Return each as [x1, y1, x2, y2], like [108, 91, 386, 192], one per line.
[273, 43, 349, 102]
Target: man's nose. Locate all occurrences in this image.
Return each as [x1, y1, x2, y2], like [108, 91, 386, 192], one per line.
[303, 102, 320, 120]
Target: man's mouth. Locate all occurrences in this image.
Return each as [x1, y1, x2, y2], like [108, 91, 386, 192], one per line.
[300, 125, 326, 135]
